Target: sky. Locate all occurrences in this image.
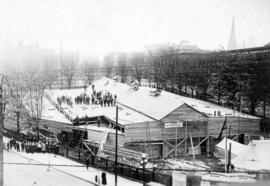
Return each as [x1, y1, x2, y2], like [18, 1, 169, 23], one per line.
[0, 0, 270, 55]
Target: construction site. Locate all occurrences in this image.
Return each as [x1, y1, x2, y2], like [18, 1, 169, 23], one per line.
[38, 77, 262, 168]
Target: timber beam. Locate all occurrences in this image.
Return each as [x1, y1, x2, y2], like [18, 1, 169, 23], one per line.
[163, 138, 186, 158]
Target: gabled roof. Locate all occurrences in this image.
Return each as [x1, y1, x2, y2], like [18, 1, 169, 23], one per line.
[92, 77, 259, 120]
[161, 103, 209, 122]
[93, 77, 185, 120]
[43, 77, 259, 126]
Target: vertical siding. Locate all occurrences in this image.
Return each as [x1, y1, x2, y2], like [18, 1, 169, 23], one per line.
[208, 117, 260, 137]
[125, 121, 208, 142]
[106, 133, 125, 147]
[161, 103, 209, 123]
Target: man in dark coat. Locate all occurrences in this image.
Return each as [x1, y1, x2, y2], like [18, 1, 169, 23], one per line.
[86, 157, 90, 170]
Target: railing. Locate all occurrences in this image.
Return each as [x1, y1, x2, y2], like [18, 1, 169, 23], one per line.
[59, 145, 172, 186]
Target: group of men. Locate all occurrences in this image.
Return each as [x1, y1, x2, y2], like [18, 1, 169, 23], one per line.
[5, 137, 59, 154]
[75, 93, 90, 105]
[57, 95, 73, 107]
[92, 90, 117, 107]
[5, 138, 23, 152]
[24, 141, 59, 154]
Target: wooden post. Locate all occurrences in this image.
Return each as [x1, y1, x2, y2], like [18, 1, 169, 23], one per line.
[207, 122, 210, 156]
[175, 126, 177, 158]
[16, 111, 20, 133]
[185, 121, 187, 155]
[190, 133, 195, 158]
[225, 137, 227, 173]
[228, 143, 232, 173]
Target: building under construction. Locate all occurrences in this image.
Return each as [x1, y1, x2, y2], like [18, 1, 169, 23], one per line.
[40, 77, 261, 161]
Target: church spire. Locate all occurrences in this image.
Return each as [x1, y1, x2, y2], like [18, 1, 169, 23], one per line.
[227, 17, 237, 50]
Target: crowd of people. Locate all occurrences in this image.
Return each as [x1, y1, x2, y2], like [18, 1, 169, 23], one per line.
[57, 95, 73, 107]
[55, 85, 118, 109]
[6, 138, 23, 152]
[75, 93, 90, 105]
[74, 86, 117, 107]
[5, 138, 59, 154]
[92, 90, 117, 107]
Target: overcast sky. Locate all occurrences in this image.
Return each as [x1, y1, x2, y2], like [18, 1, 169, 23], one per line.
[0, 0, 270, 55]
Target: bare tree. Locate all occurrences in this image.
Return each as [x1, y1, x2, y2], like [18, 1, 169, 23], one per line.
[23, 66, 47, 137]
[116, 53, 128, 83]
[4, 65, 47, 135]
[60, 52, 78, 88]
[4, 70, 27, 132]
[81, 57, 99, 84]
[104, 54, 114, 78]
[129, 53, 145, 85]
[42, 56, 58, 89]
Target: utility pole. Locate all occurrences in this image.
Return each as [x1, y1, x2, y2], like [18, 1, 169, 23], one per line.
[225, 129, 227, 173]
[115, 106, 118, 186]
[185, 121, 187, 156]
[0, 74, 4, 186]
[175, 126, 177, 158]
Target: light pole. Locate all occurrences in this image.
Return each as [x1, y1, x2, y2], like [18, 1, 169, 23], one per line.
[140, 153, 148, 186]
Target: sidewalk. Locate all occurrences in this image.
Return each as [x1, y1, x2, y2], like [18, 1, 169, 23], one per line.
[6, 149, 142, 186]
[4, 150, 95, 186]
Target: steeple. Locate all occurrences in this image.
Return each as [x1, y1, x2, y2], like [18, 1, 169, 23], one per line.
[227, 17, 237, 50]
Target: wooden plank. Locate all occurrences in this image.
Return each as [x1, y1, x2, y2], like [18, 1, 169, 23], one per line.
[161, 104, 209, 123]
[195, 136, 208, 147]
[163, 139, 174, 148]
[190, 133, 195, 158]
[164, 138, 186, 158]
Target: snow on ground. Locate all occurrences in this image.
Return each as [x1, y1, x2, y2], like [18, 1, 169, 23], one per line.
[215, 138, 248, 159]
[4, 151, 96, 186]
[201, 172, 256, 183]
[166, 159, 210, 170]
[4, 148, 142, 186]
[233, 140, 270, 171]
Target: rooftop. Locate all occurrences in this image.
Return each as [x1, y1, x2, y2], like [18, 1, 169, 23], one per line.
[93, 77, 259, 120]
[42, 77, 259, 125]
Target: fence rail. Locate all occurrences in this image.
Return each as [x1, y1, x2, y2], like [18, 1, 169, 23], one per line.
[59, 145, 172, 186]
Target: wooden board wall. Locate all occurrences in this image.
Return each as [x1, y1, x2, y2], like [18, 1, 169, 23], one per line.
[161, 103, 209, 123]
[125, 104, 209, 142]
[87, 130, 104, 143]
[106, 133, 125, 147]
[208, 117, 260, 137]
[124, 143, 162, 158]
[40, 119, 73, 132]
[125, 120, 208, 142]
